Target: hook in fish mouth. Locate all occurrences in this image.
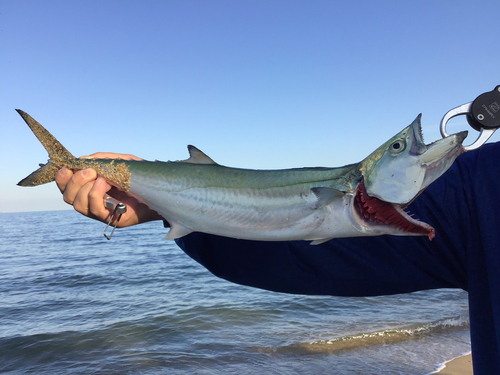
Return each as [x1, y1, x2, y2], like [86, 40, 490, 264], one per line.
[354, 180, 435, 240]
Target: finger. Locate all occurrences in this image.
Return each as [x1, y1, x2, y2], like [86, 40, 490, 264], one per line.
[62, 168, 97, 205]
[81, 152, 143, 161]
[71, 179, 96, 216]
[55, 167, 73, 194]
[87, 177, 114, 222]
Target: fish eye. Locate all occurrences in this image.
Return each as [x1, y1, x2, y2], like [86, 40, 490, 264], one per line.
[389, 139, 406, 154]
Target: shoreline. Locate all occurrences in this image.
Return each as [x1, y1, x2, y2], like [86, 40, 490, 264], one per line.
[433, 352, 472, 375]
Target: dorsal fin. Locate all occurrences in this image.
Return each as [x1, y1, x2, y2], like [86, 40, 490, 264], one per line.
[179, 145, 217, 165]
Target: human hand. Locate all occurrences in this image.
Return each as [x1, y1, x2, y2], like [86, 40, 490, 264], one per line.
[55, 152, 163, 227]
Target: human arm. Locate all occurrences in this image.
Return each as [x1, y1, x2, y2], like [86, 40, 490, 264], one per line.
[176, 196, 468, 297]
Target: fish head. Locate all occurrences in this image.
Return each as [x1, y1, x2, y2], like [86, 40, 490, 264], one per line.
[361, 114, 467, 204]
[354, 115, 467, 239]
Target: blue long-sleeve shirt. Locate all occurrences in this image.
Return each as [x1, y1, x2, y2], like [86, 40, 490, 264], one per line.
[176, 142, 500, 374]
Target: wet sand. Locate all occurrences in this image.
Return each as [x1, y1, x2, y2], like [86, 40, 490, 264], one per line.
[435, 353, 473, 374]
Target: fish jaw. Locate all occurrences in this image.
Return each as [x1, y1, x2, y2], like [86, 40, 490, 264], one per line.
[352, 180, 435, 240]
[361, 115, 467, 205]
[417, 131, 467, 195]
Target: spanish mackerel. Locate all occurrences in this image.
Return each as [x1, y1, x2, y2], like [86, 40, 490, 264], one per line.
[17, 110, 467, 244]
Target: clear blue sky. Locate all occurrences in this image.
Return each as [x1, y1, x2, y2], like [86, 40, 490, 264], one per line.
[1, 0, 499, 212]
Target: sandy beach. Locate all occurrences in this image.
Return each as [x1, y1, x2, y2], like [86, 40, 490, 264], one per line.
[435, 353, 473, 375]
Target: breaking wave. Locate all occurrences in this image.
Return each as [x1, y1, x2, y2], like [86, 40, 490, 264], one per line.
[272, 315, 470, 354]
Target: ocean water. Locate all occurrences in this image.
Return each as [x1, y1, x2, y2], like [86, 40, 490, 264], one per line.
[0, 210, 471, 374]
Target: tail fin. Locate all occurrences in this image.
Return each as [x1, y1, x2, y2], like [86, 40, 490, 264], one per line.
[16, 109, 76, 187]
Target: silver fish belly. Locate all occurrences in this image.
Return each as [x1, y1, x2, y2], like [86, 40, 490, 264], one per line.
[126, 162, 360, 242]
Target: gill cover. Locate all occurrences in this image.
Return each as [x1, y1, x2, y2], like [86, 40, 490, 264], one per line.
[361, 115, 466, 204]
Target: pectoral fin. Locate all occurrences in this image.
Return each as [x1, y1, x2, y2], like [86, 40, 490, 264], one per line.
[164, 222, 193, 240]
[311, 187, 344, 208]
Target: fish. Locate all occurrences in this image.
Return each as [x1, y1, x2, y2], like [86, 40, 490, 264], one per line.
[16, 109, 467, 244]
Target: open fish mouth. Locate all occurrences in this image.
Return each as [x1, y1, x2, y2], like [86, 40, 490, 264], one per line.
[354, 180, 435, 240]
